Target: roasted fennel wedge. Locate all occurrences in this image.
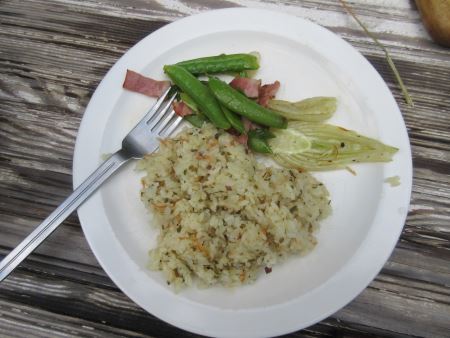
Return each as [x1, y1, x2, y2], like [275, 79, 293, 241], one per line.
[268, 97, 337, 122]
[270, 122, 398, 171]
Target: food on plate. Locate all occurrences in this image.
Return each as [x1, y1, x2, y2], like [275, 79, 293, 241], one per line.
[123, 52, 398, 169]
[183, 114, 208, 128]
[119, 52, 400, 290]
[270, 122, 398, 171]
[122, 69, 170, 97]
[175, 53, 260, 74]
[222, 105, 246, 134]
[230, 76, 261, 98]
[179, 92, 199, 112]
[247, 129, 275, 154]
[172, 101, 193, 117]
[177, 92, 210, 128]
[268, 97, 337, 122]
[385, 175, 401, 187]
[137, 125, 331, 289]
[247, 132, 273, 153]
[164, 65, 231, 129]
[257, 80, 280, 107]
[208, 76, 287, 129]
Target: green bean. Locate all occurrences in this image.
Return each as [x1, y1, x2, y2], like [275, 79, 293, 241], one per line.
[238, 70, 248, 78]
[179, 92, 199, 112]
[181, 85, 244, 132]
[168, 85, 180, 99]
[164, 65, 230, 129]
[175, 53, 259, 75]
[208, 77, 287, 129]
[250, 128, 275, 140]
[180, 92, 210, 127]
[248, 130, 273, 154]
[221, 105, 245, 134]
[184, 114, 208, 128]
[179, 92, 209, 127]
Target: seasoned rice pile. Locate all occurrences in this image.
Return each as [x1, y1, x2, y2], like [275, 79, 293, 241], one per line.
[138, 125, 331, 289]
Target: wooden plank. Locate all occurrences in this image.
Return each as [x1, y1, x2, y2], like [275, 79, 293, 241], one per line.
[0, 268, 200, 338]
[0, 257, 448, 337]
[0, 300, 152, 338]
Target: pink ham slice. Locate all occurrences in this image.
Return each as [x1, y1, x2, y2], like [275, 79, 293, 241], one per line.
[172, 101, 193, 117]
[258, 80, 280, 107]
[236, 133, 248, 145]
[242, 117, 258, 132]
[123, 69, 170, 98]
[230, 77, 261, 98]
[228, 127, 248, 145]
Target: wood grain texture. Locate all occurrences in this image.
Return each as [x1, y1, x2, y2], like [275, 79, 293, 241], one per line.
[0, 0, 449, 337]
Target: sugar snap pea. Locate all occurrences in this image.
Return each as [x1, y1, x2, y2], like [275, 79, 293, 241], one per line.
[179, 92, 210, 127]
[167, 85, 179, 99]
[250, 128, 275, 140]
[180, 90, 244, 131]
[248, 130, 273, 154]
[221, 105, 245, 134]
[164, 65, 230, 129]
[175, 53, 259, 75]
[238, 70, 248, 78]
[184, 114, 208, 128]
[180, 92, 199, 112]
[208, 77, 287, 129]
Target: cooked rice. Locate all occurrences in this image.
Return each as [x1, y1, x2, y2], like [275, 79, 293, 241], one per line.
[137, 125, 331, 289]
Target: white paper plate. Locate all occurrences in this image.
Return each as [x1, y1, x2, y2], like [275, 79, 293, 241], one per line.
[73, 8, 412, 338]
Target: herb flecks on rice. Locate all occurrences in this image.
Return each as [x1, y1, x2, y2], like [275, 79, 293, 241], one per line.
[137, 125, 331, 289]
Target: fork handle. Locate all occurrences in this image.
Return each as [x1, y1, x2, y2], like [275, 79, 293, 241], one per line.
[0, 150, 130, 282]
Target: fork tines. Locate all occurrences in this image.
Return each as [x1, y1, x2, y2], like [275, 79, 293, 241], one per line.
[143, 88, 182, 137]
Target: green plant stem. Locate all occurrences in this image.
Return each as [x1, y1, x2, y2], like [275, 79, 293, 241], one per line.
[340, 0, 414, 107]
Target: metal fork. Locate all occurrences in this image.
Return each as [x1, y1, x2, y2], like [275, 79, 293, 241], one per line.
[0, 88, 181, 282]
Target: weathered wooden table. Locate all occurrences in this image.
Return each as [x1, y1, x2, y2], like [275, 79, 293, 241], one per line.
[1, 0, 449, 337]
